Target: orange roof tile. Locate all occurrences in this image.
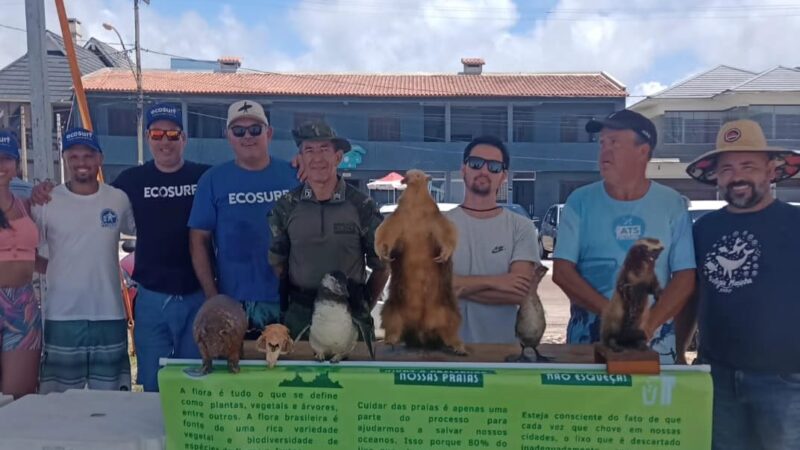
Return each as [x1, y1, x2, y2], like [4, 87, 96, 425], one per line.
[82, 68, 626, 98]
[461, 58, 486, 66]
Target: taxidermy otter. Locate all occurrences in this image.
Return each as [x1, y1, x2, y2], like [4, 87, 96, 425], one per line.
[601, 238, 664, 352]
[375, 169, 466, 355]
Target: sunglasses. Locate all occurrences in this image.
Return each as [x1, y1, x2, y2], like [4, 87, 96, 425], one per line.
[148, 129, 182, 141]
[464, 156, 506, 174]
[230, 124, 263, 138]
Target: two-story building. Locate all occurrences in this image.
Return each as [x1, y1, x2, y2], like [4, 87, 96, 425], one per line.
[632, 65, 800, 201]
[80, 58, 627, 217]
[0, 20, 128, 179]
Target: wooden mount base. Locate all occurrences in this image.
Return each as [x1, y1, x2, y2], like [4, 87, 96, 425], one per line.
[594, 344, 661, 375]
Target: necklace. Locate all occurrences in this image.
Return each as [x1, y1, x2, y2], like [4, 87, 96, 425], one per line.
[459, 204, 501, 212]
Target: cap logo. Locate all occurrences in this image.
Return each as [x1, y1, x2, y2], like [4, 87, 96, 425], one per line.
[640, 130, 652, 139]
[238, 102, 253, 113]
[151, 107, 177, 115]
[724, 128, 741, 143]
[66, 130, 92, 140]
[0, 136, 10, 144]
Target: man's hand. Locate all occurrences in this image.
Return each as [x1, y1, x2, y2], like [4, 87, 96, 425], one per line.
[290, 154, 307, 182]
[31, 180, 55, 205]
[496, 272, 532, 303]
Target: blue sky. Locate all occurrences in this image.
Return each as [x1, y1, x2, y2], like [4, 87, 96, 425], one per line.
[0, 0, 798, 100]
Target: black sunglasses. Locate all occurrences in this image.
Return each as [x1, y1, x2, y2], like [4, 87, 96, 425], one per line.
[464, 156, 505, 173]
[230, 124, 263, 138]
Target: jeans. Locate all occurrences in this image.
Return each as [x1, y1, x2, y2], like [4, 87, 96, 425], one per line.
[133, 286, 204, 392]
[712, 364, 800, 450]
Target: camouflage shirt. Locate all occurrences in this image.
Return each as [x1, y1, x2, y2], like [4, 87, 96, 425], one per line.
[268, 177, 385, 290]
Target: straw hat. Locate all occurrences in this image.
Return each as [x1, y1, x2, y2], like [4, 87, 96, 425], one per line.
[686, 119, 800, 185]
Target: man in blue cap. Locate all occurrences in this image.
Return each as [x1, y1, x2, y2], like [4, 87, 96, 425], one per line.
[552, 109, 696, 363]
[32, 127, 136, 393]
[32, 103, 210, 392]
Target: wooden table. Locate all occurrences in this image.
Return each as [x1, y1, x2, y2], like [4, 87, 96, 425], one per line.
[243, 341, 598, 364]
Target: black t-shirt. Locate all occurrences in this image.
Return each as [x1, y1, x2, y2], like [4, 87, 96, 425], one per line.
[113, 160, 210, 295]
[694, 200, 800, 373]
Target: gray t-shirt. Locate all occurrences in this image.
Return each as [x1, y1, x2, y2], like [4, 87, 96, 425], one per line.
[445, 207, 540, 343]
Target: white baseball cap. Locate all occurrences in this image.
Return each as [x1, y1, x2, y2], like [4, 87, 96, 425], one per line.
[227, 100, 269, 127]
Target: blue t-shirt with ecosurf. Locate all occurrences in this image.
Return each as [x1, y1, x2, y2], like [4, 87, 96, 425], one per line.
[188, 158, 299, 303]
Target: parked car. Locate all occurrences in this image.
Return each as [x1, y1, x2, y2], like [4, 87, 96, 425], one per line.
[379, 202, 459, 218]
[538, 203, 564, 259]
[500, 203, 541, 230]
[688, 200, 728, 223]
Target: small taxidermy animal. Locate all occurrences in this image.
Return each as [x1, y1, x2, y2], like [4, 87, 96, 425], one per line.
[375, 169, 466, 355]
[256, 324, 294, 368]
[296, 271, 375, 363]
[507, 262, 549, 362]
[601, 238, 664, 352]
[192, 294, 247, 374]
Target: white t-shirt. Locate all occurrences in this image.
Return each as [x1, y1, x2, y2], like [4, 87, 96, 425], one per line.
[445, 207, 540, 344]
[33, 184, 135, 321]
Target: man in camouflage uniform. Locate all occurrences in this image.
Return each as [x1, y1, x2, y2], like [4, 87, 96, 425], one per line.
[268, 120, 389, 339]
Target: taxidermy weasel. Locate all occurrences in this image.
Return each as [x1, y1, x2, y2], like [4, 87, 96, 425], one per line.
[375, 169, 466, 355]
[601, 238, 664, 352]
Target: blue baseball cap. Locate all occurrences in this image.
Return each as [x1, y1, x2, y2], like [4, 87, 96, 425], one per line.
[146, 103, 182, 130]
[0, 131, 20, 160]
[62, 127, 102, 153]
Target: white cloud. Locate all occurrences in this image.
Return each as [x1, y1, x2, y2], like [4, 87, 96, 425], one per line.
[633, 81, 668, 97]
[2, 0, 800, 94]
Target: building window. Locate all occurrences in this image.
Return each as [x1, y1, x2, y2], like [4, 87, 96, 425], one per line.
[684, 118, 721, 144]
[774, 106, 800, 140]
[187, 104, 227, 138]
[749, 106, 774, 139]
[450, 106, 507, 142]
[513, 106, 535, 142]
[294, 112, 324, 129]
[664, 111, 733, 144]
[423, 106, 445, 142]
[560, 115, 593, 143]
[107, 107, 137, 136]
[663, 116, 683, 144]
[368, 117, 401, 141]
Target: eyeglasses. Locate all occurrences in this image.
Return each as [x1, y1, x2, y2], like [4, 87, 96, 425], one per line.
[464, 156, 505, 174]
[230, 124, 263, 138]
[148, 129, 181, 141]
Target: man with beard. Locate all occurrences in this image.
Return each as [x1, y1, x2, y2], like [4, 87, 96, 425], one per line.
[676, 119, 800, 450]
[552, 109, 695, 363]
[447, 136, 540, 343]
[32, 128, 135, 393]
[31, 104, 210, 392]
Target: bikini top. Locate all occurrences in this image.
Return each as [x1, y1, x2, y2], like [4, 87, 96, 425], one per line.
[0, 196, 39, 262]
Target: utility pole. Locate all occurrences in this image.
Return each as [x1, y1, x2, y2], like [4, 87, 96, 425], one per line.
[134, 0, 145, 165]
[25, 0, 54, 182]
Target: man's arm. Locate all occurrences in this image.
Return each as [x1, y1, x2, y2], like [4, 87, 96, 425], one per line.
[189, 229, 218, 298]
[366, 267, 390, 308]
[673, 290, 699, 364]
[644, 269, 695, 338]
[552, 259, 609, 315]
[453, 260, 535, 305]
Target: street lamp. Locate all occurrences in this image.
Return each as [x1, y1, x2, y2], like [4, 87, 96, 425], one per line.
[102, 17, 144, 166]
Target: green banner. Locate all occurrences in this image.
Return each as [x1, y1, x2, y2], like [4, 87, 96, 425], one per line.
[159, 363, 712, 450]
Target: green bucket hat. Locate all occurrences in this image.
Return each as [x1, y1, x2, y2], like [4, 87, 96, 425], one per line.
[292, 119, 351, 152]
